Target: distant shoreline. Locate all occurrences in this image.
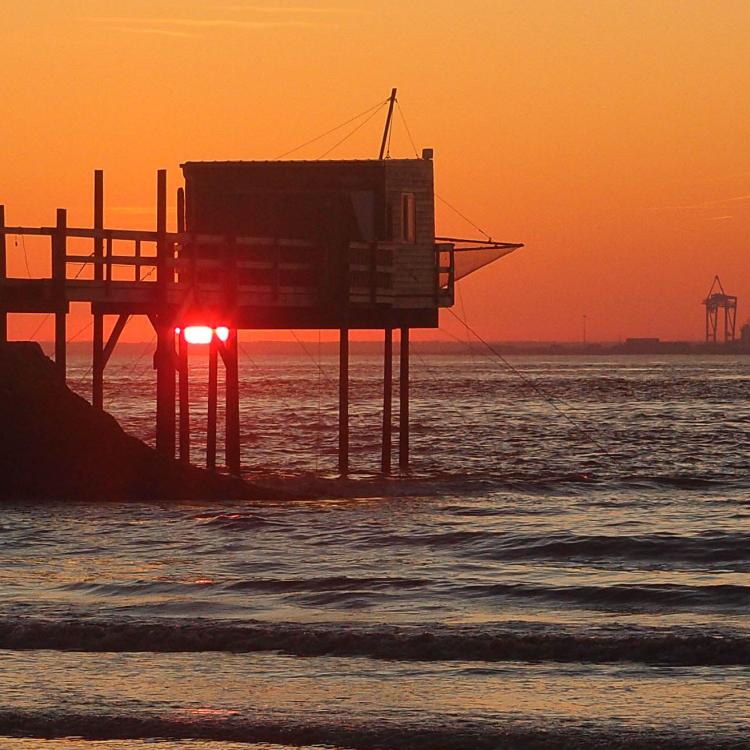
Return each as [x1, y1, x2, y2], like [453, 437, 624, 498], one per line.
[24, 339, 750, 357]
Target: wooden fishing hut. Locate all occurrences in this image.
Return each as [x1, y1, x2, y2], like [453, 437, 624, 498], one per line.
[178, 153, 449, 475]
[0, 104, 522, 476]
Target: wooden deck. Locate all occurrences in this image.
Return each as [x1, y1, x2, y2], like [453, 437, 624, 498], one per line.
[0, 223, 453, 327]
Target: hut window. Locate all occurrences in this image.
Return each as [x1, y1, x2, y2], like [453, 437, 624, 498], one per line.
[401, 192, 416, 243]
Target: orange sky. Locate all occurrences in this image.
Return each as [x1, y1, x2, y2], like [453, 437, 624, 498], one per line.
[1, 0, 749, 343]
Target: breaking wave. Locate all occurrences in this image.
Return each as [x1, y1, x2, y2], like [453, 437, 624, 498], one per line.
[2, 617, 749, 666]
[0, 709, 745, 750]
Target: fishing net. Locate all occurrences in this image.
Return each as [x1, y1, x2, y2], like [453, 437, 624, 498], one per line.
[453, 245, 519, 281]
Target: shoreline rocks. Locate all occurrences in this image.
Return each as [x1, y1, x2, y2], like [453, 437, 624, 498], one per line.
[0, 342, 279, 502]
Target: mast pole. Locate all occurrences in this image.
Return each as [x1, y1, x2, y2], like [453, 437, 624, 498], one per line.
[378, 88, 397, 160]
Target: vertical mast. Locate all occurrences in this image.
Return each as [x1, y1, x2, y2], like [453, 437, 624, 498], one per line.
[378, 88, 397, 159]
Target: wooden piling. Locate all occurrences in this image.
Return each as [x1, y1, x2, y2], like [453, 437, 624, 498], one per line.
[207, 336, 218, 471]
[53, 209, 67, 380]
[154, 322, 176, 458]
[381, 327, 393, 474]
[399, 326, 409, 472]
[339, 327, 349, 475]
[178, 330, 190, 463]
[176, 185, 190, 465]
[154, 171, 176, 458]
[92, 170, 104, 408]
[224, 329, 241, 476]
[0, 205, 6, 343]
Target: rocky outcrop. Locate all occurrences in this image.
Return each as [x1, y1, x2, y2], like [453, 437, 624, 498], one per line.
[0, 342, 275, 501]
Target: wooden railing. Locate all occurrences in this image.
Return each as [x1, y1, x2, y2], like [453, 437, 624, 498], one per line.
[0, 207, 455, 313]
[437, 243, 455, 307]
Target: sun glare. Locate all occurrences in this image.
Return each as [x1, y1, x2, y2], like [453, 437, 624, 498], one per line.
[176, 326, 231, 344]
[182, 326, 214, 345]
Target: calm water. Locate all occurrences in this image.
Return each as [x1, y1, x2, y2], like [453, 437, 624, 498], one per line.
[1, 352, 749, 749]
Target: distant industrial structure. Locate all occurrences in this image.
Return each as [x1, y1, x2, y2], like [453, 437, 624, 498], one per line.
[703, 275, 737, 345]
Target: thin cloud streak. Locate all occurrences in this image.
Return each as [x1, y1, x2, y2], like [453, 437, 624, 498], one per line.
[82, 17, 337, 30]
[107, 26, 197, 38]
[649, 194, 750, 211]
[223, 5, 369, 12]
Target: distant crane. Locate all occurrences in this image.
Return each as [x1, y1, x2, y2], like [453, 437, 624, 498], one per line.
[703, 275, 737, 344]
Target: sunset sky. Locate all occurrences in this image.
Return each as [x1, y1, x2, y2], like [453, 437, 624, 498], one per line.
[1, 0, 749, 343]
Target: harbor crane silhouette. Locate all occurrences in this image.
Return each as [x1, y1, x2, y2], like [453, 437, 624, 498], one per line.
[703, 276, 737, 345]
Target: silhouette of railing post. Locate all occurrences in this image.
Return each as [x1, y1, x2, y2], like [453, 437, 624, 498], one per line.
[92, 170, 105, 408]
[53, 208, 67, 380]
[0, 205, 6, 343]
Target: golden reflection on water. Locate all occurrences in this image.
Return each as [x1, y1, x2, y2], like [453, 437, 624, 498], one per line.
[3, 651, 748, 732]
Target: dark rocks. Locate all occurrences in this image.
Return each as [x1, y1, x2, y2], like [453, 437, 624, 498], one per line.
[0, 342, 275, 501]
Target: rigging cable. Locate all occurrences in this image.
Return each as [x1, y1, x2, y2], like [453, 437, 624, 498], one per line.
[72, 326, 157, 392]
[396, 100, 420, 158]
[67, 319, 93, 344]
[317, 102, 389, 160]
[435, 194, 492, 241]
[15, 235, 32, 278]
[27, 313, 52, 342]
[396, 99, 492, 241]
[456, 282, 480, 384]
[289, 329, 333, 384]
[444, 307, 615, 461]
[26, 250, 115, 342]
[409, 340, 441, 384]
[275, 97, 389, 160]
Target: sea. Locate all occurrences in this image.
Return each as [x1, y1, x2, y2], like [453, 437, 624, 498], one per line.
[1, 350, 749, 750]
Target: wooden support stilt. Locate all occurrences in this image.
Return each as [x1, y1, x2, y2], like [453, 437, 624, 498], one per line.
[207, 336, 218, 471]
[223, 329, 241, 476]
[155, 321, 176, 458]
[92, 170, 104, 408]
[381, 327, 393, 475]
[175, 183, 191, 465]
[339, 327, 349, 475]
[53, 209, 67, 380]
[178, 330, 190, 464]
[154, 171, 176, 458]
[0, 205, 7, 344]
[399, 326, 410, 472]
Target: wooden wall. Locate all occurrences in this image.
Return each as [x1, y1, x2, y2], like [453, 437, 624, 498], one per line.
[384, 159, 437, 308]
